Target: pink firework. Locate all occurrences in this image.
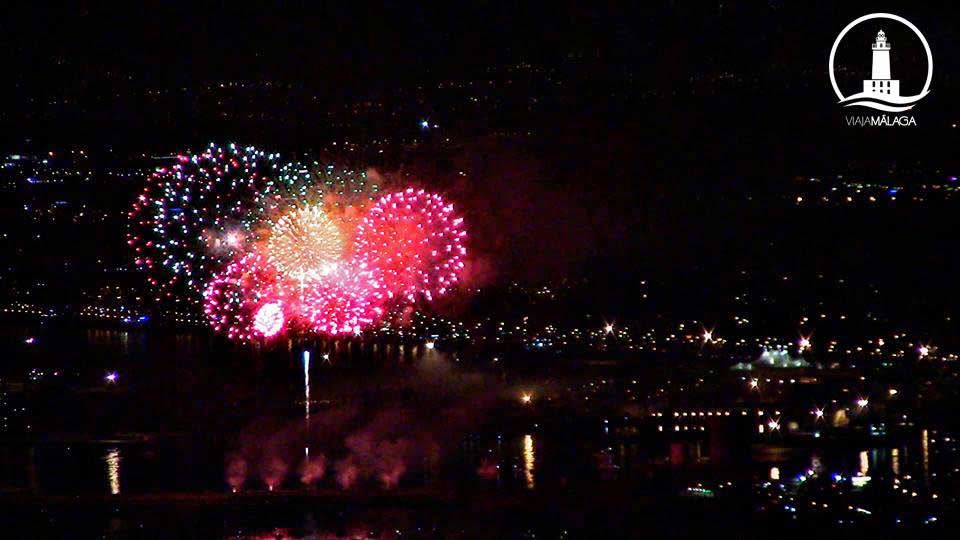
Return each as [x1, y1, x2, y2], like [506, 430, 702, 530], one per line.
[353, 189, 467, 304]
[291, 262, 385, 335]
[203, 253, 285, 340]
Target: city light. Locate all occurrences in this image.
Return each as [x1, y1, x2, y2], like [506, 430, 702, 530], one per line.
[520, 392, 533, 404]
[105, 372, 118, 383]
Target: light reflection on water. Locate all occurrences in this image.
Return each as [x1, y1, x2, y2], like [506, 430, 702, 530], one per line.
[522, 433, 535, 489]
[104, 447, 121, 495]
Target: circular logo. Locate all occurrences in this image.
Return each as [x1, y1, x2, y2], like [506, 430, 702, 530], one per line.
[828, 13, 932, 112]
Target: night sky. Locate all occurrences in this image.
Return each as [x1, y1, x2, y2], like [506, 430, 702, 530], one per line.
[1, 1, 959, 319]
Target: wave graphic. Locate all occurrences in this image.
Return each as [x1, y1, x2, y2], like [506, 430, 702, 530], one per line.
[839, 90, 931, 112]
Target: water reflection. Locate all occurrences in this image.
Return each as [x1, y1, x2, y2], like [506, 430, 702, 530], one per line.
[104, 447, 121, 495]
[523, 434, 535, 489]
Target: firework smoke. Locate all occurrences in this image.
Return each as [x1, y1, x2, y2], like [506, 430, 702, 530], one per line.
[225, 364, 500, 491]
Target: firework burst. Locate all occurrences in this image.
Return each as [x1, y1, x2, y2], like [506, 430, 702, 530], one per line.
[292, 262, 385, 335]
[250, 163, 380, 233]
[354, 188, 467, 304]
[202, 253, 285, 340]
[131, 144, 468, 341]
[128, 142, 279, 302]
[266, 204, 344, 281]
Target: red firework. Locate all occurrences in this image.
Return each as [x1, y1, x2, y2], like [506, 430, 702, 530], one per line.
[290, 262, 385, 335]
[353, 188, 467, 304]
[202, 253, 286, 340]
[199, 186, 468, 340]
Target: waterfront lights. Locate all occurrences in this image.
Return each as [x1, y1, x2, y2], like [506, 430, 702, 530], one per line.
[105, 371, 118, 383]
[856, 398, 869, 408]
[520, 392, 533, 404]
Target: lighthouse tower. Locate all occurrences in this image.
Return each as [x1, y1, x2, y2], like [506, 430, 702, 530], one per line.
[863, 30, 900, 97]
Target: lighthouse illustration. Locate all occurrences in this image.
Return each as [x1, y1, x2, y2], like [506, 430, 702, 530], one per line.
[862, 30, 900, 98]
[829, 13, 932, 113]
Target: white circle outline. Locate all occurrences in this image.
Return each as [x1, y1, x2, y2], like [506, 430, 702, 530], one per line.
[828, 13, 933, 102]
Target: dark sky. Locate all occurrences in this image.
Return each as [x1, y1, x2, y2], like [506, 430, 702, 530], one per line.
[3, 1, 960, 317]
[2, 2, 953, 91]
